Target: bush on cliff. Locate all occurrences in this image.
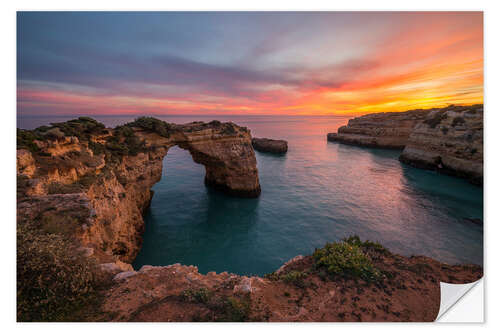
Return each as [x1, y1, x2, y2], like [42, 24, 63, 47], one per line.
[49, 117, 106, 140]
[180, 287, 251, 321]
[281, 270, 308, 288]
[126, 117, 172, 137]
[17, 129, 41, 152]
[17, 223, 103, 321]
[313, 236, 383, 283]
[105, 125, 147, 158]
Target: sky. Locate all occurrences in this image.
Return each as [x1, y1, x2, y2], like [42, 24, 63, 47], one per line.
[17, 12, 483, 116]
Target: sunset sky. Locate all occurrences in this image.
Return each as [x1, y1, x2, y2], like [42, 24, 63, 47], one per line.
[17, 11, 483, 116]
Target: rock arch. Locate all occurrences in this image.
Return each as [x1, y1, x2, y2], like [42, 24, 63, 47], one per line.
[17, 119, 261, 264]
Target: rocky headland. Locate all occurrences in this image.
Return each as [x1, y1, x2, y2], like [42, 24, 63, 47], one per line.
[101, 238, 481, 322]
[327, 109, 431, 149]
[327, 105, 483, 184]
[252, 137, 288, 154]
[17, 117, 482, 322]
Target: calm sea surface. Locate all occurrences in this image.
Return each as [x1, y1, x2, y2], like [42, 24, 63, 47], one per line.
[18, 115, 484, 275]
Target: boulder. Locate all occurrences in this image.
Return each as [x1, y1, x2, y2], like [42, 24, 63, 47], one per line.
[252, 137, 288, 154]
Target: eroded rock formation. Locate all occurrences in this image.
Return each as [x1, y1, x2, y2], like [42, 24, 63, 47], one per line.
[327, 105, 483, 184]
[17, 117, 260, 265]
[17, 116, 483, 322]
[252, 137, 288, 154]
[399, 105, 483, 185]
[102, 242, 482, 322]
[327, 109, 431, 149]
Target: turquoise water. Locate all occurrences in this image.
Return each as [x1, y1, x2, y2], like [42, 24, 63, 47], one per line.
[18, 115, 483, 275]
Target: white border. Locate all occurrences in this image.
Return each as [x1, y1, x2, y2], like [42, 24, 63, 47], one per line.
[3, 0, 499, 331]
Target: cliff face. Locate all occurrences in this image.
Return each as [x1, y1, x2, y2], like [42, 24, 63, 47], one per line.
[327, 105, 483, 184]
[17, 117, 483, 322]
[327, 110, 431, 149]
[102, 241, 482, 322]
[17, 118, 260, 265]
[399, 105, 483, 185]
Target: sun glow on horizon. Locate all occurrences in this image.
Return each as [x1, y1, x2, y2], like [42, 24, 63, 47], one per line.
[17, 12, 483, 117]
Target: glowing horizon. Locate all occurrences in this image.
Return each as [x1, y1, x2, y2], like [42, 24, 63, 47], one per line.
[17, 12, 483, 116]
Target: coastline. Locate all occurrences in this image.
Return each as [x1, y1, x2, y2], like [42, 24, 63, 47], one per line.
[17, 115, 483, 322]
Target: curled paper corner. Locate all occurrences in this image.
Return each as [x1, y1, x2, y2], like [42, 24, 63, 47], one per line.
[436, 278, 483, 322]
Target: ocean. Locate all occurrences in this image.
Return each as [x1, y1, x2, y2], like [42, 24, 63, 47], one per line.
[18, 115, 484, 276]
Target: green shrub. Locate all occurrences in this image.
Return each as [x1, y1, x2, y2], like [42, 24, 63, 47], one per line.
[126, 117, 172, 137]
[281, 270, 307, 288]
[181, 288, 251, 322]
[313, 238, 383, 283]
[218, 296, 251, 322]
[44, 127, 66, 140]
[17, 129, 41, 152]
[343, 235, 389, 254]
[181, 288, 212, 304]
[88, 141, 106, 156]
[105, 126, 147, 158]
[17, 223, 101, 321]
[263, 272, 279, 281]
[50, 118, 106, 140]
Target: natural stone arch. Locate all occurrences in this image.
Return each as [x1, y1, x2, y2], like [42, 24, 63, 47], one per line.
[135, 122, 261, 198]
[17, 118, 261, 264]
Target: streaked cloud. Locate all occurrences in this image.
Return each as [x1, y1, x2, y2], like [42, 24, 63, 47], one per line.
[17, 11, 483, 115]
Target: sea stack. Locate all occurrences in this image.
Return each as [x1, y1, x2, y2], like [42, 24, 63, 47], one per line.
[252, 137, 288, 154]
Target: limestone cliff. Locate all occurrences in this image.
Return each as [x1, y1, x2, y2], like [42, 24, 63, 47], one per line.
[327, 109, 431, 149]
[17, 117, 483, 322]
[17, 117, 260, 265]
[399, 105, 483, 185]
[102, 240, 482, 322]
[327, 105, 483, 184]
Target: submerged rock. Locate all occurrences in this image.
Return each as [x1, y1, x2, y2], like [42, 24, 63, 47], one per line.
[252, 137, 288, 154]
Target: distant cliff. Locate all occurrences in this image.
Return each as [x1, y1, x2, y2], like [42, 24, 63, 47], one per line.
[327, 105, 483, 184]
[327, 109, 431, 149]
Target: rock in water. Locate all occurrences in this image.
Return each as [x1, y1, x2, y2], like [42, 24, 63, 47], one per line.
[252, 137, 288, 154]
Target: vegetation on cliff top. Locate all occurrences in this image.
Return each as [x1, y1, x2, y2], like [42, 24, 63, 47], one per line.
[17, 223, 105, 321]
[125, 116, 173, 137]
[312, 236, 385, 283]
[180, 287, 251, 322]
